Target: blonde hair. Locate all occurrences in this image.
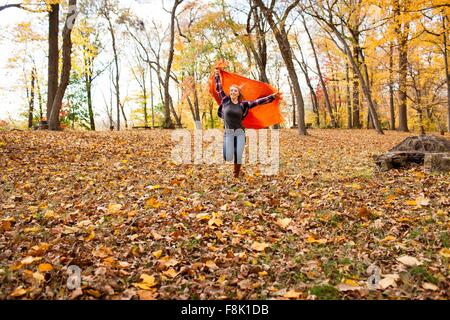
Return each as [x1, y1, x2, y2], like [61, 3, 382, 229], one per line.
[230, 84, 243, 101]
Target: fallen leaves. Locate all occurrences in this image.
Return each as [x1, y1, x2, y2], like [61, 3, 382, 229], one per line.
[0, 129, 448, 300]
[251, 241, 270, 252]
[305, 235, 327, 244]
[438, 248, 450, 258]
[397, 255, 422, 267]
[37, 263, 53, 273]
[378, 274, 400, 289]
[132, 274, 157, 290]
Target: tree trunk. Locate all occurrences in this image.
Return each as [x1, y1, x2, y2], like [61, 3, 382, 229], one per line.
[163, 0, 183, 129]
[86, 73, 95, 130]
[150, 68, 155, 128]
[325, 22, 384, 134]
[443, 15, 450, 132]
[303, 18, 335, 127]
[352, 44, 361, 128]
[395, 0, 410, 132]
[389, 42, 395, 130]
[47, 4, 59, 121]
[346, 63, 352, 128]
[28, 68, 36, 128]
[49, 0, 77, 131]
[287, 76, 296, 127]
[106, 16, 121, 131]
[36, 68, 43, 120]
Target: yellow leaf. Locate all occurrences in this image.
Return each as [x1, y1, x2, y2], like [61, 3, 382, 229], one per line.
[306, 235, 327, 244]
[386, 194, 397, 203]
[10, 287, 27, 297]
[205, 260, 218, 269]
[208, 218, 223, 227]
[283, 290, 301, 299]
[405, 200, 417, 206]
[21, 256, 42, 265]
[32, 271, 45, 282]
[38, 263, 53, 272]
[107, 203, 122, 214]
[343, 279, 359, 286]
[196, 213, 211, 221]
[251, 241, 270, 252]
[159, 256, 179, 268]
[163, 268, 178, 278]
[258, 271, 268, 277]
[29, 243, 50, 256]
[380, 235, 397, 242]
[438, 248, 450, 258]
[24, 226, 40, 233]
[132, 274, 157, 290]
[145, 198, 162, 209]
[146, 185, 161, 190]
[85, 230, 95, 242]
[288, 191, 298, 197]
[152, 250, 163, 259]
[244, 201, 253, 207]
[351, 183, 362, 190]
[44, 210, 57, 219]
[276, 218, 292, 229]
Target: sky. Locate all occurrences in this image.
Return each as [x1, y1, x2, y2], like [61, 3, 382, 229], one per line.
[0, 0, 169, 127]
[0, 0, 309, 128]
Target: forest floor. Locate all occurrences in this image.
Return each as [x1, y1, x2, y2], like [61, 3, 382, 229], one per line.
[0, 129, 449, 300]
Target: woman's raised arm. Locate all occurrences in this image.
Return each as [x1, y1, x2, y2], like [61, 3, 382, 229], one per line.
[214, 70, 226, 100]
[242, 93, 277, 109]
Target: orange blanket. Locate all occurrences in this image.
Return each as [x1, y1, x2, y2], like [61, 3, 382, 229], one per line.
[209, 66, 283, 129]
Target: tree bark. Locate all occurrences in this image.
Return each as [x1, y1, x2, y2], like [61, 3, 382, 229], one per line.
[163, 0, 183, 129]
[47, 4, 59, 121]
[389, 42, 395, 130]
[49, 0, 77, 131]
[352, 43, 361, 128]
[395, 0, 410, 132]
[346, 63, 352, 128]
[443, 15, 450, 132]
[28, 67, 36, 128]
[86, 72, 95, 130]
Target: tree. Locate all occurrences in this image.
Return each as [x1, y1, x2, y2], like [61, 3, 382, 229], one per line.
[302, 16, 336, 127]
[394, 0, 411, 132]
[49, 0, 78, 130]
[254, 0, 307, 135]
[162, 0, 184, 129]
[305, 0, 384, 134]
[47, 3, 59, 122]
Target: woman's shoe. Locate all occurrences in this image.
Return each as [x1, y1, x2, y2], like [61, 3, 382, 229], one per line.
[233, 163, 241, 178]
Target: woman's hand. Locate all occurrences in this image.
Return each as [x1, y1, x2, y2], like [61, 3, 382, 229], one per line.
[271, 92, 281, 99]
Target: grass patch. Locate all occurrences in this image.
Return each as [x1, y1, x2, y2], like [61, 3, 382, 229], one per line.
[309, 284, 341, 300]
[409, 265, 439, 285]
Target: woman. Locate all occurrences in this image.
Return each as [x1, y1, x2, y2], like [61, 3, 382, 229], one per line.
[214, 69, 278, 179]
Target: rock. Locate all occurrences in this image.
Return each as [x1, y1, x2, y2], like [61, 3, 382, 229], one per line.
[374, 135, 450, 172]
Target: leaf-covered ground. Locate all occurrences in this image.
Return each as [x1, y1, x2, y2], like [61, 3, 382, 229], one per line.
[0, 129, 449, 300]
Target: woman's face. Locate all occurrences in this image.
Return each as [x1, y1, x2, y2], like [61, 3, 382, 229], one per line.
[230, 86, 240, 100]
